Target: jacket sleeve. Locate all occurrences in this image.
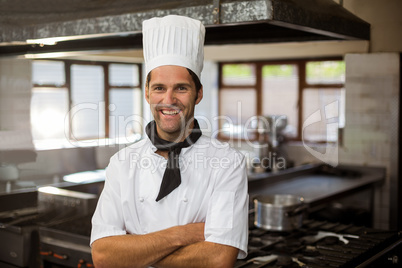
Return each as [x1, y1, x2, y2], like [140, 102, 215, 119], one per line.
[204, 150, 249, 259]
[90, 154, 127, 246]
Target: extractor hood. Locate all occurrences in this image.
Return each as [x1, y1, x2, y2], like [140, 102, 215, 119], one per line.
[0, 0, 370, 56]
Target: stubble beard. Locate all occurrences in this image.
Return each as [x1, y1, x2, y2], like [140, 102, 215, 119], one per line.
[152, 106, 192, 143]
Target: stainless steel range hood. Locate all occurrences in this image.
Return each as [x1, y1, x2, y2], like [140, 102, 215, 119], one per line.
[0, 0, 370, 56]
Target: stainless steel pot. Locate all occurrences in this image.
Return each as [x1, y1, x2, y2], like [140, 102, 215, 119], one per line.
[254, 194, 307, 231]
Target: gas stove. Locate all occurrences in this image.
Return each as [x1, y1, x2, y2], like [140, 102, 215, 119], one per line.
[236, 220, 402, 268]
[39, 215, 93, 268]
[1, 185, 401, 268]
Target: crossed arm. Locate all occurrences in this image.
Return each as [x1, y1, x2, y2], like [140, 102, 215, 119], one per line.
[91, 222, 239, 268]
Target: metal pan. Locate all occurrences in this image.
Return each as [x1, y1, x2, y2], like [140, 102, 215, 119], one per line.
[254, 194, 307, 231]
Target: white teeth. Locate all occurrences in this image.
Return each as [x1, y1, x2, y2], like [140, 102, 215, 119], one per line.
[161, 110, 179, 115]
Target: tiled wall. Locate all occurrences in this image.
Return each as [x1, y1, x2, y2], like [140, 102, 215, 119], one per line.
[0, 58, 35, 150]
[340, 53, 400, 229]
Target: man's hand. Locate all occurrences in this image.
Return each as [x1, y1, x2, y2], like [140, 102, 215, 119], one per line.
[176, 222, 205, 245]
[155, 241, 239, 268]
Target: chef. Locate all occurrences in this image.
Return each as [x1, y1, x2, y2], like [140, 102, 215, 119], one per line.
[90, 15, 248, 268]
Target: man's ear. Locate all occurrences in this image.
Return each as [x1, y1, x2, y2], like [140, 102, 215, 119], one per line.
[145, 86, 150, 104]
[195, 86, 203, 104]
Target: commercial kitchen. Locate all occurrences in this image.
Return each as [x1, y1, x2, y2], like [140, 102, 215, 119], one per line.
[0, 0, 401, 267]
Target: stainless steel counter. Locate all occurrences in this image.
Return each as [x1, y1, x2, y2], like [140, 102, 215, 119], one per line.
[248, 164, 386, 225]
[0, 170, 105, 212]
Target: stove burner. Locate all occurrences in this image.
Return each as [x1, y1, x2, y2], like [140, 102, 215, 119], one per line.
[274, 238, 304, 253]
[249, 237, 265, 248]
[317, 235, 343, 246]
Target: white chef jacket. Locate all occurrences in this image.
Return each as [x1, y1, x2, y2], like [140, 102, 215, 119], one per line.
[90, 135, 248, 258]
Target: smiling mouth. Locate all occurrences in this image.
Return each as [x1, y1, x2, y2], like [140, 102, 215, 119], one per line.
[161, 109, 180, 115]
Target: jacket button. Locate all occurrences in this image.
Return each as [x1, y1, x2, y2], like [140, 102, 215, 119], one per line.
[183, 197, 188, 202]
[139, 197, 144, 202]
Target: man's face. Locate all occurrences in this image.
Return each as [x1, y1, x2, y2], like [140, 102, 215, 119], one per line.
[145, 65, 203, 142]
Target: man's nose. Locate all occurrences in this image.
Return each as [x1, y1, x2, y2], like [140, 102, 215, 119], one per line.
[162, 89, 176, 104]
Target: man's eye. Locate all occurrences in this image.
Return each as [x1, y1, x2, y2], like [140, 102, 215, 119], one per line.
[154, 87, 164, 91]
[178, 86, 187, 91]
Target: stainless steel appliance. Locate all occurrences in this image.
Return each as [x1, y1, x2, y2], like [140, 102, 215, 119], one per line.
[38, 186, 97, 268]
[253, 115, 291, 172]
[0, 207, 40, 268]
[0, 0, 371, 56]
[39, 215, 93, 268]
[0, 185, 98, 268]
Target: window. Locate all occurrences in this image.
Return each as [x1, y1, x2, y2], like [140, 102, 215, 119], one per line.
[70, 64, 105, 140]
[218, 58, 345, 143]
[31, 61, 68, 141]
[262, 64, 299, 138]
[303, 60, 345, 142]
[218, 64, 257, 140]
[31, 60, 142, 147]
[108, 63, 143, 140]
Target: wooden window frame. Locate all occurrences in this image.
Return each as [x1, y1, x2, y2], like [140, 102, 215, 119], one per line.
[32, 59, 142, 141]
[218, 57, 344, 142]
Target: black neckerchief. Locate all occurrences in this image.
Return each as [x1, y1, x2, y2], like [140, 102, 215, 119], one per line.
[145, 119, 202, 201]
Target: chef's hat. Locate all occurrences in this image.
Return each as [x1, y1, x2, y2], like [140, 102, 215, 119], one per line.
[142, 15, 205, 79]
